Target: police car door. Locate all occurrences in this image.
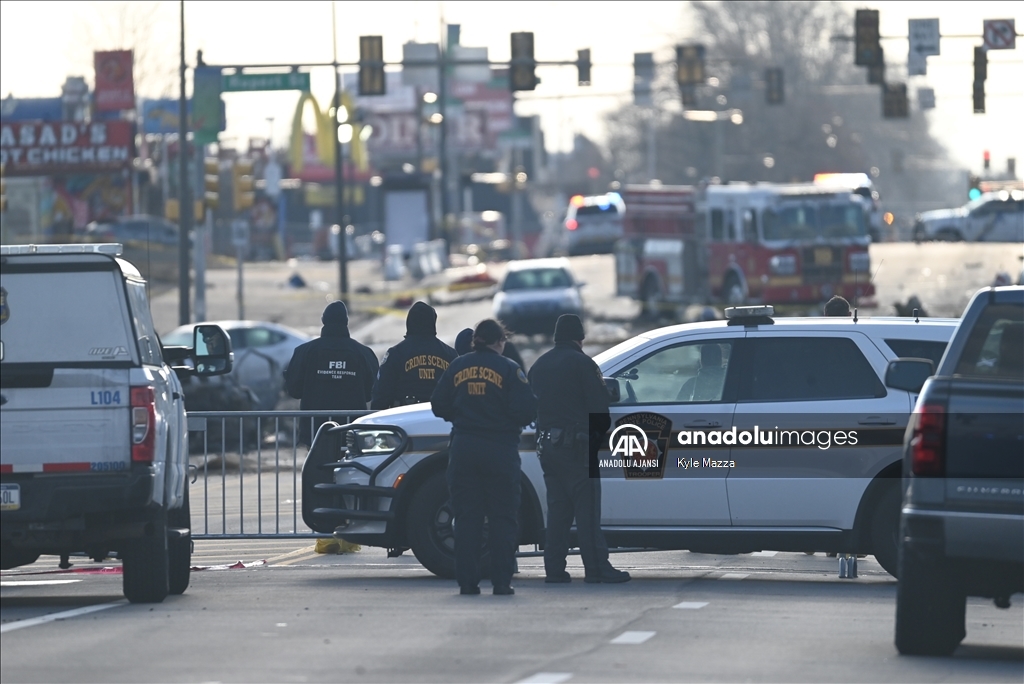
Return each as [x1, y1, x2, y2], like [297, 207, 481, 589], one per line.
[600, 329, 743, 526]
[726, 330, 906, 529]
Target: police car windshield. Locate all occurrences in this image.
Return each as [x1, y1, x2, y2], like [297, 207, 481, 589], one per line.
[763, 201, 866, 240]
[502, 268, 574, 291]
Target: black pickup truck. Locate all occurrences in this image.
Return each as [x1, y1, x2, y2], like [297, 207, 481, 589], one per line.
[886, 286, 1024, 656]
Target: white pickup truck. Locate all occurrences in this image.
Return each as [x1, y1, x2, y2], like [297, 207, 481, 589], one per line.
[913, 191, 1024, 243]
[0, 244, 232, 603]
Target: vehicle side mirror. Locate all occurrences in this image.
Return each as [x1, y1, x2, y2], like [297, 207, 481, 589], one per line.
[193, 324, 234, 377]
[885, 358, 934, 394]
[603, 377, 620, 403]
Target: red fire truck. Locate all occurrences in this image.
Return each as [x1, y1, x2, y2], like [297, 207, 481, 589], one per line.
[615, 183, 876, 314]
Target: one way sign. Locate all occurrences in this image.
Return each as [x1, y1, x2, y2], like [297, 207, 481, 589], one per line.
[983, 19, 1016, 50]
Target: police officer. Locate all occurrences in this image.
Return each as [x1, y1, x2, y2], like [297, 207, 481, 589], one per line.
[456, 327, 525, 370]
[285, 300, 379, 443]
[529, 314, 630, 584]
[431, 319, 537, 596]
[371, 302, 457, 409]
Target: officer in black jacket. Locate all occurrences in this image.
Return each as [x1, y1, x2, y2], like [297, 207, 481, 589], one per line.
[529, 314, 630, 584]
[431, 319, 537, 596]
[285, 300, 379, 443]
[371, 302, 457, 409]
[456, 327, 526, 370]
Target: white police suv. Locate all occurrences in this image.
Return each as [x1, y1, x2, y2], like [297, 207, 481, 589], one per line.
[302, 306, 956, 579]
[0, 244, 232, 603]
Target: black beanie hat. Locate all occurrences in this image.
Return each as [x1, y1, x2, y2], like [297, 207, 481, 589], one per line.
[455, 328, 474, 355]
[406, 301, 437, 336]
[553, 314, 585, 342]
[322, 300, 349, 327]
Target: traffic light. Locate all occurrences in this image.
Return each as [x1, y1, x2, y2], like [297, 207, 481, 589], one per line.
[867, 48, 885, 85]
[765, 68, 783, 104]
[973, 46, 987, 113]
[854, 9, 882, 67]
[358, 36, 385, 96]
[232, 159, 255, 212]
[882, 82, 908, 119]
[510, 32, 537, 91]
[983, 150, 991, 170]
[968, 173, 982, 200]
[203, 157, 219, 210]
[675, 45, 706, 86]
[577, 49, 591, 86]
[633, 52, 654, 106]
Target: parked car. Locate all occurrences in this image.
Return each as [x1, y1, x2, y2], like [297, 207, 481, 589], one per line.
[83, 215, 183, 247]
[913, 191, 1024, 243]
[492, 258, 585, 337]
[891, 285, 1023, 656]
[0, 243, 232, 603]
[162, 321, 312, 411]
[302, 306, 957, 579]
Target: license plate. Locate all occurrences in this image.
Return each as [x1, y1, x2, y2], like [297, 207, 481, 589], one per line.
[0, 483, 20, 511]
[814, 248, 833, 265]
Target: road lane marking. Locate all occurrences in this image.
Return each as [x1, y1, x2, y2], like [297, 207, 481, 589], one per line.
[264, 545, 317, 564]
[610, 631, 655, 645]
[516, 673, 573, 684]
[751, 551, 778, 557]
[1, 580, 81, 587]
[673, 601, 709, 609]
[0, 601, 124, 633]
[719, 573, 749, 580]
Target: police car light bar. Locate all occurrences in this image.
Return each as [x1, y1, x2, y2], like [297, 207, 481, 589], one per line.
[0, 243, 123, 256]
[725, 305, 774, 319]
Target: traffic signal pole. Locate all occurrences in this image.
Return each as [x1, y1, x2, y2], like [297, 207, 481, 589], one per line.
[177, 0, 192, 326]
[331, 3, 348, 300]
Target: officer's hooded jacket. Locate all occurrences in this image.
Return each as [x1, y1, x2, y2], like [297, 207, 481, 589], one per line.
[528, 341, 611, 435]
[430, 346, 537, 444]
[455, 327, 526, 369]
[285, 301, 379, 410]
[371, 302, 457, 409]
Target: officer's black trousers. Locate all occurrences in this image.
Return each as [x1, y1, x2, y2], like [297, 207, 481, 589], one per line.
[540, 444, 610, 577]
[446, 433, 521, 590]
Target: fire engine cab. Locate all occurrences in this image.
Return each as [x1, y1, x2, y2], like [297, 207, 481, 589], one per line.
[615, 182, 875, 315]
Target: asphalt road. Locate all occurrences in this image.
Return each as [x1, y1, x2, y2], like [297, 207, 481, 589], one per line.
[2, 544, 1021, 683]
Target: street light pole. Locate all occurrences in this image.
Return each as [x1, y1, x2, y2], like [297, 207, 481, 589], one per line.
[177, 0, 192, 326]
[332, 2, 348, 300]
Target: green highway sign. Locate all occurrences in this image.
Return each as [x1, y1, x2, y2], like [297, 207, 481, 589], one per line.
[222, 72, 311, 92]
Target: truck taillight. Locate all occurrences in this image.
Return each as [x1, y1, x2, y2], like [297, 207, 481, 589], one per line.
[910, 403, 945, 476]
[130, 386, 156, 463]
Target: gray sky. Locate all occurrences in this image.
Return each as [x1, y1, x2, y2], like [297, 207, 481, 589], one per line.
[1, 1, 1021, 175]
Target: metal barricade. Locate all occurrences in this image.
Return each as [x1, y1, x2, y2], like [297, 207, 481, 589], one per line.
[186, 410, 373, 539]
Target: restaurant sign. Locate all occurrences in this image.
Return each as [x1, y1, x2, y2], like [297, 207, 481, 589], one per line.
[0, 121, 134, 176]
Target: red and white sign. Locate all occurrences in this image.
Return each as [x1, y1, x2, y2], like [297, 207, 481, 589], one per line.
[94, 50, 135, 111]
[983, 19, 1016, 50]
[0, 121, 134, 175]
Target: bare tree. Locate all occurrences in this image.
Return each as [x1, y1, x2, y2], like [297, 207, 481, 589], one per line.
[605, 0, 954, 223]
[69, 1, 178, 98]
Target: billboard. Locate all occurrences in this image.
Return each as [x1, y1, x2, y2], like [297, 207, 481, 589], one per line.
[94, 50, 135, 112]
[0, 121, 134, 176]
[141, 99, 192, 134]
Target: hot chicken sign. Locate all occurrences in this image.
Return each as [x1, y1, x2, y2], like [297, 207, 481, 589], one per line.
[0, 121, 134, 175]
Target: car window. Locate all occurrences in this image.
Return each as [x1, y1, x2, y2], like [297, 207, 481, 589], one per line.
[125, 281, 162, 365]
[227, 328, 247, 350]
[740, 337, 885, 402]
[612, 340, 734, 405]
[503, 268, 573, 291]
[162, 327, 193, 347]
[883, 339, 948, 370]
[245, 327, 282, 347]
[953, 303, 1024, 381]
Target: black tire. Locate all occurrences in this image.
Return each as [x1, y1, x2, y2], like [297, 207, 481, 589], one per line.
[406, 473, 457, 579]
[870, 484, 901, 578]
[895, 542, 966, 656]
[168, 487, 192, 595]
[122, 513, 170, 604]
[0, 542, 40, 570]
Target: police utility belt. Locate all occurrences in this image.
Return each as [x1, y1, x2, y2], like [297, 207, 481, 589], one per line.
[538, 427, 588, 449]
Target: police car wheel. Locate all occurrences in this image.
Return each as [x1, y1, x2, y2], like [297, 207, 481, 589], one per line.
[869, 484, 900, 578]
[407, 472, 490, 580]
[168, 486, 192, 595]
[122, 512, 170, 604]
